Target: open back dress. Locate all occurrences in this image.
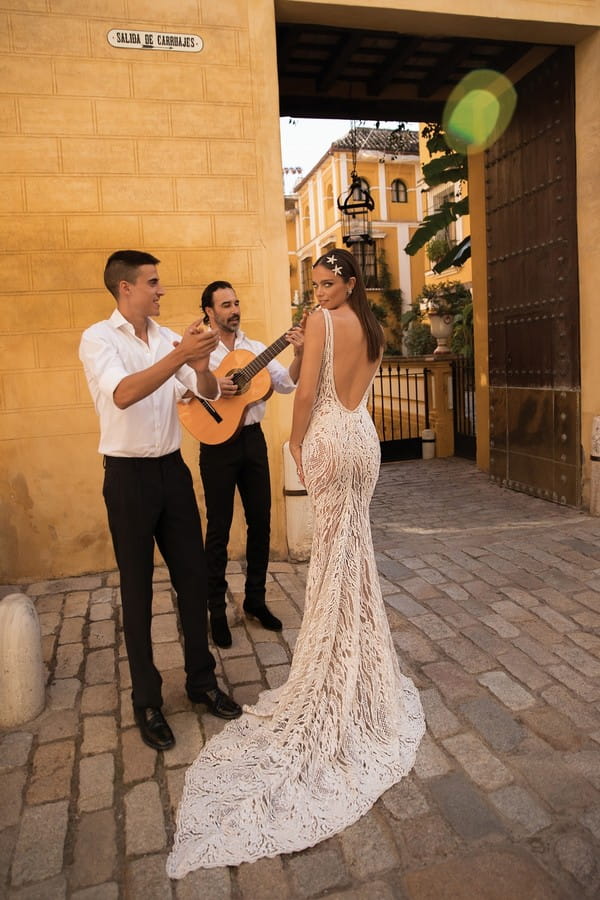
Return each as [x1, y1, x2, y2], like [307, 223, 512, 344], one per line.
[167, 307, 425, 877]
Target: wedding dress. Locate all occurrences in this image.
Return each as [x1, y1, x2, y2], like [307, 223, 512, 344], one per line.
[167, 308, 425, 878]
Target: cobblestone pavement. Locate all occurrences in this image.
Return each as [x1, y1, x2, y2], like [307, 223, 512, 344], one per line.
[2, 457, 600, 899]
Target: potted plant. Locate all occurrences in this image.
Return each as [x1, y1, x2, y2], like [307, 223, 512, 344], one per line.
[426, 236, 453, 267]
[401, 281, 472, 357]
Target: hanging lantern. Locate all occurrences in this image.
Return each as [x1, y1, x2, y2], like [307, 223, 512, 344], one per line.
[337, 173, 375, 246]
[336, 122, 375, 246]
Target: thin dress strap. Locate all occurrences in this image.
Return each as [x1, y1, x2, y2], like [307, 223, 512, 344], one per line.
[320, 307, 334, 398]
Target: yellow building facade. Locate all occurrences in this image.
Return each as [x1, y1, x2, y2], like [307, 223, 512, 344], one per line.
[1, 1, 599, 580]
[287, 127, 421, 344]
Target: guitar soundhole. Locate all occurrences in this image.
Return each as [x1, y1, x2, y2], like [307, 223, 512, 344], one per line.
[228, 369, 249, 395]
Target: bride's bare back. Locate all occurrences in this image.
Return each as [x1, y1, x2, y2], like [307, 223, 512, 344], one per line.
[329, 307, 382, 410]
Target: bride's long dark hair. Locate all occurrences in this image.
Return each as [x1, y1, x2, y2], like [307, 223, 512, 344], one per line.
[313, 248, 384, 362]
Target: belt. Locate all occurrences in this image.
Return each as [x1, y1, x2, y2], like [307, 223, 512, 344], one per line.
[103, 449, 181, 467]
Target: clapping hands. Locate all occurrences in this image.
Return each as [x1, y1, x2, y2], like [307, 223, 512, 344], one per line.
[175, 319, 219, 372]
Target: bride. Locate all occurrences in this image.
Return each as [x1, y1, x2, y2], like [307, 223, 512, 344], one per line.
[167, 248, 425, 878]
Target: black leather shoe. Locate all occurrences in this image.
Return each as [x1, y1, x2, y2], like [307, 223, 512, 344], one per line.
[133, 707, 175, 751]
[243, 603, 282, 631]
[188, 687, 242, 719]
[210, 615, 232, 649]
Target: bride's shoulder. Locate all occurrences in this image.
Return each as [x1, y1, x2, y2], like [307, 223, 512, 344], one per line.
[330, 307, 361, 331]
[305, 307, 326, 333]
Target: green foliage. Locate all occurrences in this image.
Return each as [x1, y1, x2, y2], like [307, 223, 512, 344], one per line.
[418, 280, 471, 315]
[404, 196, 469, 257]
[404, 322, 437, 356]
[450, 298, 474, 359]
[377, 249, 405, 353]
[422, 153, 466, 187]
[432, 234, 470, 274]
[404, 124, 468, 259]
[401, 281, 473, 358]
[420, 123, 448, 154]
[370, 302, 388, 324]
[292, 296, 313, 325]
[426, 236, 452, 264]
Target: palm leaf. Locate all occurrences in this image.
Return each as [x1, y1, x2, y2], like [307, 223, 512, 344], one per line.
[404, 197, 469, 256]
[422, 154, 467, 186]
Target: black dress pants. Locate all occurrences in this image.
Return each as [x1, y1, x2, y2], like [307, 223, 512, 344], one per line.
[103, 450, 216, 709]
[200, 424, 271, 618]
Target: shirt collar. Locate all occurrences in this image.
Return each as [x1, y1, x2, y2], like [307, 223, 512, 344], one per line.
[109, 308, 159, 337]
[217, 327, 245, 350]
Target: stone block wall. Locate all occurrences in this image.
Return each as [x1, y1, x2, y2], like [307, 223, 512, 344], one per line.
[0, 0, 292, 580]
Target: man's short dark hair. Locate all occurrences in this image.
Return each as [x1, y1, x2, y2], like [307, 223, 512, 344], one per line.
[201, 280, 233, 323]
[104, 250, 160, 300]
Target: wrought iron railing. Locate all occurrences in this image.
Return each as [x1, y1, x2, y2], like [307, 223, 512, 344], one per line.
[451, 356, 476, 459]
[368, 360, 430, 460]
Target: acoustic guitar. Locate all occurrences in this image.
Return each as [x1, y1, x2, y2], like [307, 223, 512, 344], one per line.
[178, 332, 292, 445]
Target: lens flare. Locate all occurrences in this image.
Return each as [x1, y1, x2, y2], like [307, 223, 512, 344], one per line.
[442, 69, 517, 153]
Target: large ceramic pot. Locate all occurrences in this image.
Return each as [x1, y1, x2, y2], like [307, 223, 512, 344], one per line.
[428, 311, 454, 355]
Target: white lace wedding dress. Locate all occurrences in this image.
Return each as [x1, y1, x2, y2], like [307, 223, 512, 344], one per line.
[167, 308, 425, 878]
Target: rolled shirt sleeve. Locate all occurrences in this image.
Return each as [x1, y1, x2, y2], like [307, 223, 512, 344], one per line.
[79, 311, 217, 456]
[266, 357, 296, 394]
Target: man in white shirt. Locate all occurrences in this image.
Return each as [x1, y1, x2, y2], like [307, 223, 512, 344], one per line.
[199, 281, 304, 648]
[79, 251, 242, 751]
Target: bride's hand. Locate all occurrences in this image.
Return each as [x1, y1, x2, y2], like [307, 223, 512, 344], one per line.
[289, 442, 304, 484]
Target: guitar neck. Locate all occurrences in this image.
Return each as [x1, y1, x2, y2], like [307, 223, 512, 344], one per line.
[236, 334, 290, 382]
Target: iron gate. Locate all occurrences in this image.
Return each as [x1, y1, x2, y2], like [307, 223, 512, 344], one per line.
[452, 357, 476, 460]
[368, 361, 430, 462]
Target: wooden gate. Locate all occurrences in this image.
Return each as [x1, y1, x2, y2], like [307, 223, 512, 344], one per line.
[487, 47, 581, 506]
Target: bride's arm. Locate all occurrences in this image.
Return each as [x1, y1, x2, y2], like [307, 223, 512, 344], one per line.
[289, 311, 325, 478]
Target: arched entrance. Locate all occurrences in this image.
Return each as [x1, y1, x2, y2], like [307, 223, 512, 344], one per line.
[276, 9, 586, 505]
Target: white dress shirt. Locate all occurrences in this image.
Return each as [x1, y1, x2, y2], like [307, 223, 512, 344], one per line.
[80, 308, 208, 457]
[210, 329, 296, 425]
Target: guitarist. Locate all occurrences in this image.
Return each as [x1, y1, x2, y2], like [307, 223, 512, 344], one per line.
[199, 280, 305, 648]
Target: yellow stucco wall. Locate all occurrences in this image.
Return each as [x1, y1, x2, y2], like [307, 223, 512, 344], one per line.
[467, 150, 490, 473]
[2, 0, 599, 580]
[575, 28, 600, 506]
[0, 0, 292, 580]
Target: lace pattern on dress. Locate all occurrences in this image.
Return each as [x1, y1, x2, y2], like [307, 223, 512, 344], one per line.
[166, 307, 425, 877]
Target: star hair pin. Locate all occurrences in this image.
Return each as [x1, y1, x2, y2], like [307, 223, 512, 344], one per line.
[326, 254, 343, 276]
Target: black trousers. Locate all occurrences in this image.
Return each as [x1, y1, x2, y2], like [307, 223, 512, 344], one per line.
[103, 450, 216, 709]
[200, 423, 271, 618]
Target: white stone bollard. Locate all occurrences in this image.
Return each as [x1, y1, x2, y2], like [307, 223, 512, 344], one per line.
[0, 593, 46, 727]
[282, 441, 313, 561]
[421, 428, 436, 460]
